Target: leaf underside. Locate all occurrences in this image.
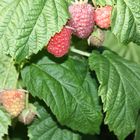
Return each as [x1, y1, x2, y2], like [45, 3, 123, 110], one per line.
[0, 0, 69, 62]
[103, 31, 140, 64]
[0, 53, 18, 89]
[111, 0, 140, 45]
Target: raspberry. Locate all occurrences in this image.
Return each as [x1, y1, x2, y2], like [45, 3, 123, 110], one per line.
[88, 27, 105, 47]
[18, 103, 37, 125]
[0, 89, 25, 117]
[46, 26, 72, 57]
[94, 6, 112, 29]
[68, 0, 94, 38]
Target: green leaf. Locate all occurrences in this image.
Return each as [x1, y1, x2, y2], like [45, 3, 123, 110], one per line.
[103, 31, 140, 64]
[0, 0, 69, 63]
[89, 51, 140, 140]
[93, 0, 116, 6]
[65, 0, 72, 4]
[0, 53, 18, 89]
[111, 0, 140, 45]
[28, 103, 81, 140]
[21, 52, 102, 134]
[0, 106, 11, 139]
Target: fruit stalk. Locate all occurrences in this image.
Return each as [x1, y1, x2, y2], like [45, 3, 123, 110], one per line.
[71, 47, 90, 57]
[92, 0, 97, 7]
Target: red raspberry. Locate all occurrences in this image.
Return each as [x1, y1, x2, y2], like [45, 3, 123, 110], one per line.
[68, 0, 94, 38]
[0, 89, 26, 117]
[94, 6, 112, 29]
[46, 26, 72, 57]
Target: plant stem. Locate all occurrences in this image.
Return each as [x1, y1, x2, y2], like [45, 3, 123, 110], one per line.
[70, 47, 90, 57]
[92, 0, 97, 8]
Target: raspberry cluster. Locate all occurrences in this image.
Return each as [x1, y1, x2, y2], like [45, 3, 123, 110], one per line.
[45, 0, 113, 57]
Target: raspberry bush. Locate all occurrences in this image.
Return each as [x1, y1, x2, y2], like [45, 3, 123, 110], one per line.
[0, 0, 140, 140]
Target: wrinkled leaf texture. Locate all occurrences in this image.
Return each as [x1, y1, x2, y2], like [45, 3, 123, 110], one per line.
[0, 107, 11, 139]
[21, 52, 103, 134]
[28, 103, 81, 140]
[111, 0, 140, 45]
[89, 51, 140, 140]
[0, 0, 69, 62]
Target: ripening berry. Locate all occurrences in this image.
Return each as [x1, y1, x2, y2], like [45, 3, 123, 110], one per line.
[68, 0, 95, 38]
[18, 103, 37, 125]
[88, 27, 105, 47]
[94, 5, 112, 29]
[0, 89, 26, 117]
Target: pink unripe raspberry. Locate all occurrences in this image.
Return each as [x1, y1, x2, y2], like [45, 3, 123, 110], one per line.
[94, 6, 112, 29]
[0, 89, 26, 117]
[68, 0, 95, 39]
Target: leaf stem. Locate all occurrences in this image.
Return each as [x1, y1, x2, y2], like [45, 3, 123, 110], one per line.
[70, 47, 90, 57]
